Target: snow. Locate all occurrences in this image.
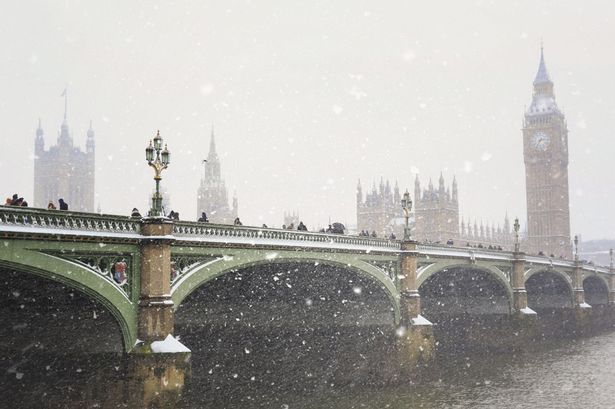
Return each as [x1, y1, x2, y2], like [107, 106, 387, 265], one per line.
[520, 307, 537, 315]
[150, 334, 191, 353]
[579, 302, 592, 309]
[411, 314, 433, 326]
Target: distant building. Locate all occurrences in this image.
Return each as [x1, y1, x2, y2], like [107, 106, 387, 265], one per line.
[414, 173, 459, 244]
[33, 93, 95, 212]
[414, 173, 513, 248]
[522, 47, 572, 258]
[356, 178, 403, 238]
[196, 128, 238, 224]
[283, 211, 299, 228]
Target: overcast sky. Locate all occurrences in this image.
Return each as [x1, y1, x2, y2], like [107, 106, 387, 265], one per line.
[1, 0, 614, 239]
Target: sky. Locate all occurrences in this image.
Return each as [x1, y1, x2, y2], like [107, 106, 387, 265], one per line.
[1, 0, 615, 240]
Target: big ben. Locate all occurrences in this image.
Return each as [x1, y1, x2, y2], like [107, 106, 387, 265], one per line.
[522, 47, 572, 258]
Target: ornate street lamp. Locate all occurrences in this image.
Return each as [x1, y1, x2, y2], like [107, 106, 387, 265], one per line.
[145, 130, 171, 217]
[401, 190, 412, 240]
[574, 235, 579, 261]
[513, 217, 520, 253]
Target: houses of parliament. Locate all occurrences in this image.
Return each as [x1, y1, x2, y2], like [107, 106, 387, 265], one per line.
[358, 47, 572, 257]
[31, 47, 573, 258]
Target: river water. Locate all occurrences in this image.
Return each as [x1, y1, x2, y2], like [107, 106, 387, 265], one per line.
[3, 269, 615, 408]
[3, 326, 615, 408]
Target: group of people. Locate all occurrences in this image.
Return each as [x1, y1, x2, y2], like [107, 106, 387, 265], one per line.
[464, 242, 504, 251]
[281, 221, 308, 231]
[359, 230, 378, 238]
[4, 194, 28, 207]
[4, 194, 69, 211]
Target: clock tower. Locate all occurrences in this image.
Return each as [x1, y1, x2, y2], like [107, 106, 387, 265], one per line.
[522, 47, 572, 258]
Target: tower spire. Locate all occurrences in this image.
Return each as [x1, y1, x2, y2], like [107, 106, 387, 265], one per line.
[533, 44, 552, 85]
[61, 86, 68, 122]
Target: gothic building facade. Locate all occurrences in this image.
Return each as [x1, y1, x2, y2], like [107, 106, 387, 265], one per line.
[356, 179, 403, 237]
[196, 129, 238, 224]
[33, 101, 95, 212]
[413, 174, 459, 243]
[522, 48, 572, 258]
[356, 173, 514, 248]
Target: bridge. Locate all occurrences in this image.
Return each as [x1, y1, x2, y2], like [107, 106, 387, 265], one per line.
[1, 205, 614, 362]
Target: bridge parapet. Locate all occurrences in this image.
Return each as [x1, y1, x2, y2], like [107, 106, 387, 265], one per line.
[0, 206, 140, 238]
[173, 221, 400, 252]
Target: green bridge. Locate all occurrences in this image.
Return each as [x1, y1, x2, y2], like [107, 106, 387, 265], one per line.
[1, 205, 614, 361]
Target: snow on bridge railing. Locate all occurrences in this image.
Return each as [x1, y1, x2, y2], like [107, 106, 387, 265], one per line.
[417, 243, 514, 261]
[0, 205, 141, 235]
[172, 221, 401, 251]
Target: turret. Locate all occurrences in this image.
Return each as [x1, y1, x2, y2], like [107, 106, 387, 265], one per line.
[35, 118, 44, 154]
[414, 175, 421, 202]
[452, 176, 458, 202]
[438, 171, 445, 192]
[232, 191, 238, 218]
[460, 217, 466, 237]
[356, 179, 363, 204]
[393, 181, 400, 205]
[86, 120, 95, 154]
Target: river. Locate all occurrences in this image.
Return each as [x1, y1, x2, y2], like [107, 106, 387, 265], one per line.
[3, 324, 615, 408]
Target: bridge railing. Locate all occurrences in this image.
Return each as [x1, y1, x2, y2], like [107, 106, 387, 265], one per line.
[0, 206, 141, 236]
[173, 221, 401, 251]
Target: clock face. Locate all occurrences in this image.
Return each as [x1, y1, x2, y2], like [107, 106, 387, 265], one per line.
[532, 131, 550, 151]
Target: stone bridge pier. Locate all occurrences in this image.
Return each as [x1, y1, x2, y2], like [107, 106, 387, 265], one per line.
[397, 240, 435, 367]
[134, 218, 190, 402]
[137, 218, 176, 343]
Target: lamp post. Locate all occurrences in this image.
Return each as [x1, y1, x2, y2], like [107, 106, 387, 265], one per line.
[513, 217, 520, 253]
[574, 235, 579, 261]
[401, 190, 412, 240]
[145, 130, 171, 217]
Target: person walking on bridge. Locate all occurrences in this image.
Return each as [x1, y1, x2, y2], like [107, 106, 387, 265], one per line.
[58, 198, 68, 210]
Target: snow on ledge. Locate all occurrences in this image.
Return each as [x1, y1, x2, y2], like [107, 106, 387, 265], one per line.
[411, 314, 433, 326]
[579, 302, 592, 309]
[151, 334, 191, 353]
[520, 307, 537, 315]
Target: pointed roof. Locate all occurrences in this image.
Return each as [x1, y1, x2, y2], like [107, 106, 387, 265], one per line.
[36, 118, 43, 137]
[87, 120, 94, 138]
[207, 124, 218, 161]
[533, 46, 552, 85]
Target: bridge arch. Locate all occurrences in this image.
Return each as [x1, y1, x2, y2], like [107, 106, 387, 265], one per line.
[583, 275, 610, 305]
[0, 242, 137, 351]
[171, 249, 401, 324]
[524, 269, 573, 309]
[417, 262, 513, 315]
[417, 261, 514, 302]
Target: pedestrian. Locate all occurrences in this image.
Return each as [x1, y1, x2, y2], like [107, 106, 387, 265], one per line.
[168, 210, 175, 219]
[47, 200, 56, 210]
[371, 230, 377, 238]
[198, 212, 209, 223]
[130, 208, 142, 218]
[262, 224, 268, 228]
[14, 197, 24, 206]
[282, 224, 287, 230]
[10, 194, 19, 205]
[389, 232, 396, 240]
[20, 200, 28, 207]
[234, 217, 242, 226]
[173, 212, 180, 220]
[4, 197, 11, 206]
[58, 198, 68, 210]
[288, 222, 295, 230]
[297, 221, 307, 231]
